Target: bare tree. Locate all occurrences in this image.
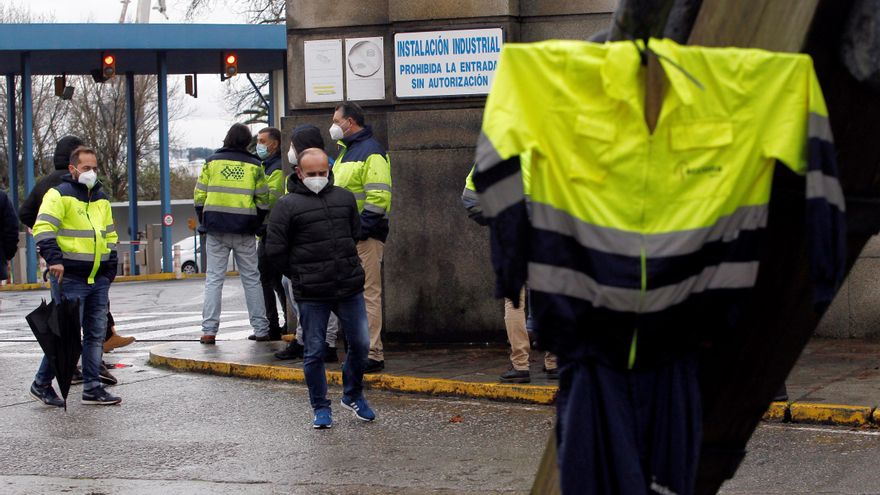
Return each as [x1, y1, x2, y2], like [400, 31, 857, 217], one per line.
[186, 0, 283, 123]
[67, 75, 186, 200]
[185, 0, 284, 24]
[0, 5, 72, 192]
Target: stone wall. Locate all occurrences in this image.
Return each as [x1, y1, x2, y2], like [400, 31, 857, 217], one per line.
[283, 1, 613, 341]
[817, 236, 880, 339]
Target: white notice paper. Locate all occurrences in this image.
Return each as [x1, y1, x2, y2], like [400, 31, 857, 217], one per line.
[304, 39, 344, 103]
[345, 37, 385, 101]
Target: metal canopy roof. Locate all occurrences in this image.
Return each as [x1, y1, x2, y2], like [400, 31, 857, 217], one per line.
[0, 23, 287, 75]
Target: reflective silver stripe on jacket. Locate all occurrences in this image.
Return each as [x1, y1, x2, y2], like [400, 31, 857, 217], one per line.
[36, 213, 61, 227]
[528, 261, 759, 313]
[364, 182, 392, 192]
[202, 204, 258, 215]
[530, 202, 769, 258]
[363, 203, 387, 215]
[201, 184, 264, 195]
[63, 252, 110, 262]
[806, 171, 846, 212]
[479, 170, 523, 218]
[34, 231, 57, 242]
[57, 228, 95, 238]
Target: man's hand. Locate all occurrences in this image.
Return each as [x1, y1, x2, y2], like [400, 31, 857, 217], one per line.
[48, 264, 64, 284]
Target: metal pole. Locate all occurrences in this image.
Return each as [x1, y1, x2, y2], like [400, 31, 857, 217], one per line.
[126, 72, 140, 275]
[267, 72, 275, 127]
[6, 75, 17, 207]
[21, 54, 36, 283]
[157, 53, 172, 272]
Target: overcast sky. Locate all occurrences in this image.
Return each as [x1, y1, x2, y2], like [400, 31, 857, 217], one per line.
[7, 0, 265, 151]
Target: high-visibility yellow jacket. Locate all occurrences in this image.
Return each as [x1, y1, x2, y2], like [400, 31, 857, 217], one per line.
[194, 147, 270, 235]
[32, 175, 118, 284]
[473, 38, 846, 369]
[262, 152, 285, 209]
[334, 126, 392, 242]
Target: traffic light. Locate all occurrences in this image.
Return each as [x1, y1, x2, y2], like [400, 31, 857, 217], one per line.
[222, 53, 238, 79]
[102, 53, 116, 80]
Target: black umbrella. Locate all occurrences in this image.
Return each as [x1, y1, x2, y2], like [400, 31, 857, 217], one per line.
[25, 297, 82, 410]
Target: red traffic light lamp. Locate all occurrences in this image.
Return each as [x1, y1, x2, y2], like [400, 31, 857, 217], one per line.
[102, 53, 116, 80]
[222, 52, 238, 80]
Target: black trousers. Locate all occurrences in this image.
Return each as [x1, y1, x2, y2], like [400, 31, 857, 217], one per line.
[257, 240, 287, 332]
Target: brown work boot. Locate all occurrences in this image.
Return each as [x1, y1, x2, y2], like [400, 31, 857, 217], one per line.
[103, 333, 136, 353]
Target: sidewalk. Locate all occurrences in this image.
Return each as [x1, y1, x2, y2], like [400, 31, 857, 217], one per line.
[149, 337, 880, 426]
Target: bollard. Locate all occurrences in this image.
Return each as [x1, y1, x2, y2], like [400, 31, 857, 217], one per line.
[122, 252, 131, 276]
[173, 244, 182, 279]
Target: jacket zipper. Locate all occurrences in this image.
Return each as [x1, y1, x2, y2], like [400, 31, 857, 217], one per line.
[85, 190, 101, 284]
[630, 131, 653, 370]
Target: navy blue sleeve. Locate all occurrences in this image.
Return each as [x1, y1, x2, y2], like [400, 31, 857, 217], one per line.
[472, 155, 529, 306]
[804, 130, 847, 311]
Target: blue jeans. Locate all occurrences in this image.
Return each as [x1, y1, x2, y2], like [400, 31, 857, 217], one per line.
[35, 275, 110, 391]
[298, 292, 370, 411]
[202, 232, 268, 336]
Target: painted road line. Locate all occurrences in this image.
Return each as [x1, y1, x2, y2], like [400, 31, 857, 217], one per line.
[112, 314, 209, 332]
[123, 319, 253, 340]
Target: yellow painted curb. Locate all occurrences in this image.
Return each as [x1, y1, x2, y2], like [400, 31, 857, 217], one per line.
[149, 351, 558, 405]
[874, 407, 880, 425]
[0, 282, 49, 291]
[790, 403, 873, 426]
[1, 271, 241, 291]
[763, 401, 788, 421]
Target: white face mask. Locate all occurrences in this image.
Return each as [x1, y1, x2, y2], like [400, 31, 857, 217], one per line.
[77, 170, 98, 189]
[329, 123, 345, 141]
[287, 145, 298, 165]
[303, 176, 328, 194]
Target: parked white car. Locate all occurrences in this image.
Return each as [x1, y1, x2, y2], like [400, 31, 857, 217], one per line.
[169, 235, 235, 274]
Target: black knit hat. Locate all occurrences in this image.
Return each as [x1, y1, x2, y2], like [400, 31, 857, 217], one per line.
[53, 135, 84, 170]
[291, 125, 325, 154]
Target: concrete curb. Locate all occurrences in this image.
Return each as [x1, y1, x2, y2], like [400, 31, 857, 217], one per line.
[0, 271, 239, 291]
[149, 350, 559, 405]
[763, 402, 878, 427]
[149, 349, 880, 424]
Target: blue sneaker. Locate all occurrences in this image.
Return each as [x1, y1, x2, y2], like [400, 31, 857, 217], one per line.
[313, 408, 332, 429]
[340, 396, 376, 422]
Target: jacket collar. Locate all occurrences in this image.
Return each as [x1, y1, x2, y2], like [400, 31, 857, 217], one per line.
[340, 125, 374, 147]
[600, 38, 696, 107]
[61, 173, 104, 194]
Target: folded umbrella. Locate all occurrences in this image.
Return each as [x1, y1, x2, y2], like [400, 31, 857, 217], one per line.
[25, 297, 82, 410]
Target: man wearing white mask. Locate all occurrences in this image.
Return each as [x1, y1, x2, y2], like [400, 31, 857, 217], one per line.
[330, 102, 392, 373]
[264, 148, 375, 429]
[31, 146, 121, 406]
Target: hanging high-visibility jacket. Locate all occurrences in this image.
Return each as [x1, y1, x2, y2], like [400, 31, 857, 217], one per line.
[473, 38, 846, 370]
[32, 175, 118, 284]
[462, 153, 531, 225]
[334, 126, 392, 242]
[194, 147, 270, 235]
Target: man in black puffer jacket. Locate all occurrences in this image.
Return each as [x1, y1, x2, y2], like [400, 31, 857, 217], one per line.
[264, 148, 375, 429]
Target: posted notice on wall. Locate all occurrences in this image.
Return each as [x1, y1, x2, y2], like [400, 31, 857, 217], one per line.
[345, 37, 385, 101]
[394, 28, 503, 98]
[304, 39, 344, 103]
